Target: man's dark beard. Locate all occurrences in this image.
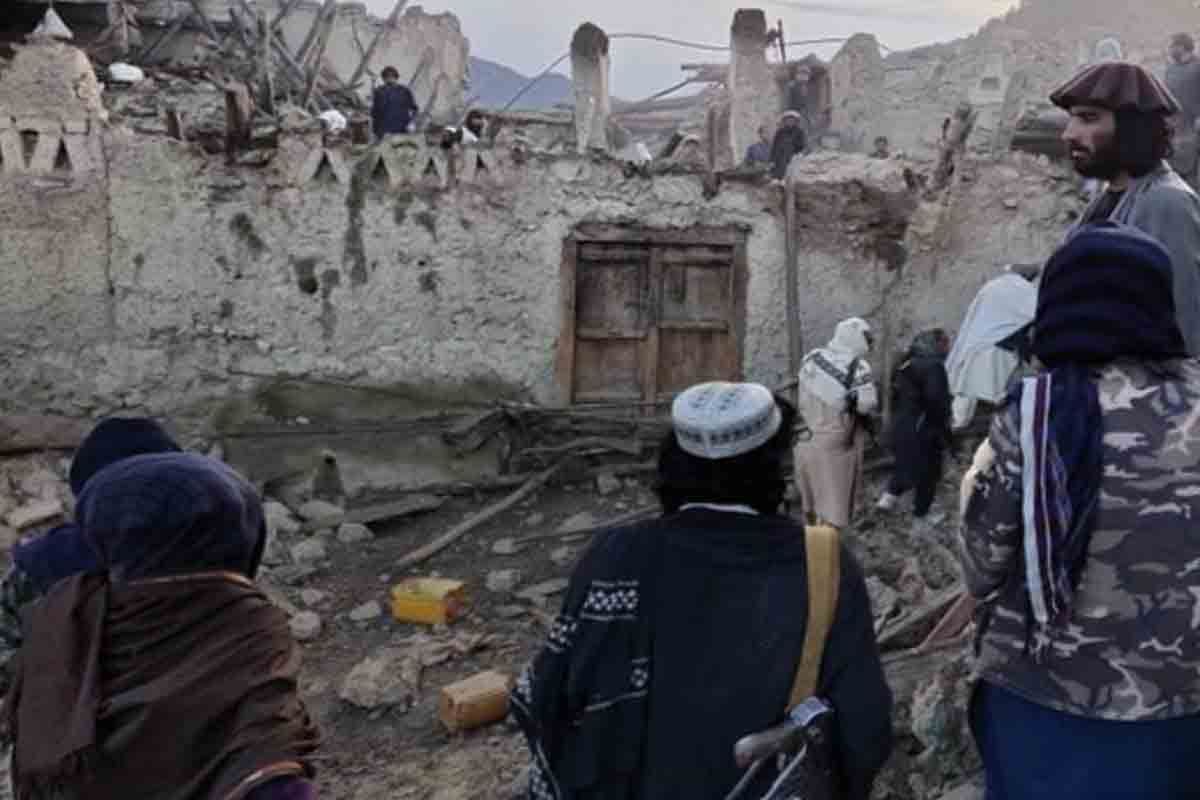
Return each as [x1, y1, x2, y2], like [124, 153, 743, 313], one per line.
[1072, 135, 1122, 180]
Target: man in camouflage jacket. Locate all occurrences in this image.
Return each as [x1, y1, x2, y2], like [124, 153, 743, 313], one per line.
[959, 223, 1200, 799]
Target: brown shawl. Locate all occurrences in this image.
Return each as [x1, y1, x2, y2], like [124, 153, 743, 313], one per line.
[5, 571, 320, 800]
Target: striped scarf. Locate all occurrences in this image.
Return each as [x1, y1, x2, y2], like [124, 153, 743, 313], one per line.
[1016, 367, 1103, 642]
[1018, 222, 1187, 654]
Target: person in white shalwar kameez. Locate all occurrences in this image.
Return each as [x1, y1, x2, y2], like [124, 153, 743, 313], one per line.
[794, 318, 878, 528]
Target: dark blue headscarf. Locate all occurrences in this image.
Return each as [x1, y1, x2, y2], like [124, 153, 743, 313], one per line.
[14, 418, 181, 593]
[74, 452, 266, 583]
[1014, 222, 1186, 647]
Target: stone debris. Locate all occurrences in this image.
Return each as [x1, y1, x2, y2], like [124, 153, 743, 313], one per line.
[898, 557, 929, 605]
[260, 531, 290, 568]
[516, 578, 570, 603]
[300, 588, 330, 608]
[339, 647, 415, 710]
[349, 600, 384, 622]
[297, 499, 344, 523]
[264, 501, 302, 536]
[557, 511, 599, 535]
[486, 569, 522, 594]
[290, 611, 323, 642]
[337, 522, 374, 544]
[523, 512, 546, 528]
[550, 546, 575, 568]
[289, 538, 328, 565]
[595, 472, 622, 496]
[491, 538, 520, 556]
[272, 564, 319, 586]
[5, 499, 65, 531]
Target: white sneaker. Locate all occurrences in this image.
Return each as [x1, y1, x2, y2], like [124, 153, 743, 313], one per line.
[876, 492, 899, 511]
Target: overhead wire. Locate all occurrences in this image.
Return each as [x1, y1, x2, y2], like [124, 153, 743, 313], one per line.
[498, 31, 894, 111]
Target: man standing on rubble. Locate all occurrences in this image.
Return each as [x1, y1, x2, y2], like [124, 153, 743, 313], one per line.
[770, 110, 807, 180]
[1166, 33, 1200, 187]
[371, 65, 418, 139]
[1052, 61, 1200, 354]
[513, 382, 893, 800]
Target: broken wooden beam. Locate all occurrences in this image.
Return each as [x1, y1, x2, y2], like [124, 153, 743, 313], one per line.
[0, 415, 91, 454]
[185, 0, 223, 45]
[301, 0, 338, 109]
[393, 462, 564, 571]
[347, 0, 409, 91]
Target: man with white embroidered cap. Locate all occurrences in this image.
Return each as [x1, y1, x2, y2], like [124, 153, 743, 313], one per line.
[512, 381, 892, 800]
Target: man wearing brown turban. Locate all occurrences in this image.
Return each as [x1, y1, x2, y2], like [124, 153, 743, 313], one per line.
[1051, 61, 1200, 355]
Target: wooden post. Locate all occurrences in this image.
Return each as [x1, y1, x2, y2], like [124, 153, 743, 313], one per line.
[138, 10, 189, 63]
[347, 0, 409, 91]
[269, 0, 304, 32]
[256, 8, 275, 114]
[186, 0, 223, 45]
[783, 180, 802, 399]
[301, 0, 337, 109]
[296, 0, 335, 68]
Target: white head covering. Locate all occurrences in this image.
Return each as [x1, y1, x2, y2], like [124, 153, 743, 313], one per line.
[798, 318, 875, 410]
[672, 382, 782, 460]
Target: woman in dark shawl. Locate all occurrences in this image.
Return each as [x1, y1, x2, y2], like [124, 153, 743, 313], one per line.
[3, 452, 320, 800]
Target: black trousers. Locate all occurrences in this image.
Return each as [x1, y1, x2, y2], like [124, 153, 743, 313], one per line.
[887, 445, 943, 517]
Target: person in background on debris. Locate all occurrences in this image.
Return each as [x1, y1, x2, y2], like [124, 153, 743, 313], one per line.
[877, 329, 953, 521]
[794, 318, 879, 529]
[3, 451, 320, 799]
[770, 110, 807, 180]
[785, 64, 811, 118]
[462, 108, 487, 143]
[1053, 60, 1200, 355]
[744, 124, 772, 167]
[0, 417, 181, 694]
[959, 223, 1200, 800]
[870, 135, 891, 159]
[945, 266, 1038, 430]
[513, 382, 892, 800]
[1166, 33, 1200, 187]
[371, 65, 418, 139]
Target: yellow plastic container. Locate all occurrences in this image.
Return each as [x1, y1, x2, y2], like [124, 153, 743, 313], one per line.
[390, 578, 467, 625]
[439, 670, 512, 733]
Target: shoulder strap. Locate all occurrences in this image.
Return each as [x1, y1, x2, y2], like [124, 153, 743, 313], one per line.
[788, 525, 841, 709]
[842, 358, 860, 391]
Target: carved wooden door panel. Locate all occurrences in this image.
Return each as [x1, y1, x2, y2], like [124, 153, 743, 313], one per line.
[558, 226, 746, 406]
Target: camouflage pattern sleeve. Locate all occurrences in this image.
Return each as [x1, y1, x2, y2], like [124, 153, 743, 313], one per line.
[959, 400, 1023, 599]
[0, 565, 35, 696]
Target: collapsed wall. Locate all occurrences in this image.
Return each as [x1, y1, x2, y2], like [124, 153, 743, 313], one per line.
[136, 0, 469, 121]
[0, 40, 1083, 442]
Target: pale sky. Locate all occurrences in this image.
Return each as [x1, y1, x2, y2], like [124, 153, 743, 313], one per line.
[366, 0, 1018, 99]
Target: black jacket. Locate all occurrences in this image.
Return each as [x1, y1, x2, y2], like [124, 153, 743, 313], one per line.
[371, 83, 418, 137]
[890, 354, 952, 463]
[770, 126, 807, 180]
[512, 509, 893, 800]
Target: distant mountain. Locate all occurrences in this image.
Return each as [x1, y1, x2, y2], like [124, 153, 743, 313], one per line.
[468, 57, 573, 111]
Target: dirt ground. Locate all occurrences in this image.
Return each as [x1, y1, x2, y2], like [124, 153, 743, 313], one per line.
[274, 477, 662, 800]
[266, 463, 976, 800]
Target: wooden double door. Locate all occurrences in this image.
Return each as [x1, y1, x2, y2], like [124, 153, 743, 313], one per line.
[557, 225, 748, 406]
